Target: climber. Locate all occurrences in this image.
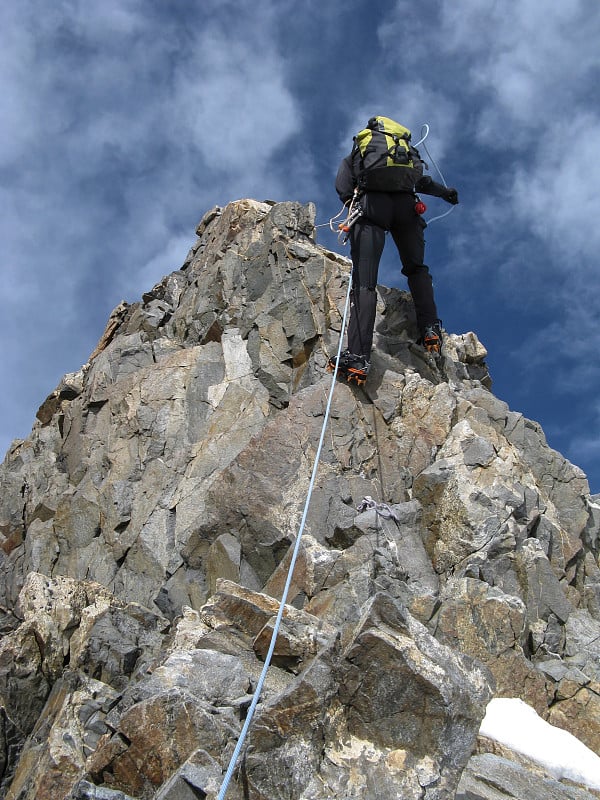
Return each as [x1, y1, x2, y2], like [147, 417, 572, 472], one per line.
[330, 116, 458, 382]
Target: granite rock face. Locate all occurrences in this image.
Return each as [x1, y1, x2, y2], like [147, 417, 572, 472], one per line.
[0, 199, 599, 799]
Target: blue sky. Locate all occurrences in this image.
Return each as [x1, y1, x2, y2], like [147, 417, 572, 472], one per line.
[2, 0, 600, 492]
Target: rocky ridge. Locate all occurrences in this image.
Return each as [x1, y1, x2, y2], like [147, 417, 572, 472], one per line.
[0, 199, 599, 799]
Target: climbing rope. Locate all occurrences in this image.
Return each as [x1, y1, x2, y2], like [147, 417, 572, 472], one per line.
[416, 123, 456, 226]
[314, 203, 346, 230]
[216, 266, 354, 800]
[314, 198, 361, 245]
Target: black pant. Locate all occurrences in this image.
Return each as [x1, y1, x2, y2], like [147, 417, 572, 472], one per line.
[347, 191, 439, 357]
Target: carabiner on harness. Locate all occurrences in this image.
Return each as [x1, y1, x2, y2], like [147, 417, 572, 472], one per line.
[337, 190, 363, 245]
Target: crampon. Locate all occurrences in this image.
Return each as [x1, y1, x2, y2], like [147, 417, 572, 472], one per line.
[422, 322, 443, 355]
[327, 352, 369, 386]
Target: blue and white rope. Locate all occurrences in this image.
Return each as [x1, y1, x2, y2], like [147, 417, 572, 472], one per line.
[216, 268, 354, 800]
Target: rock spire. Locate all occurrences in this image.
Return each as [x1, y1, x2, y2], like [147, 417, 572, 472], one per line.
[1, 200, 599, 799]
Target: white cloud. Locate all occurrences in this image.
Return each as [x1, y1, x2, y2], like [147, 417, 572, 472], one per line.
[513, 112, 600, 259]
[0, 0, 304, 276]
[1, 0, 303, 199]
[0, 23, 34, 163]
[171, 28, 300, 175]
[0, 0, 308, 458]
[438, 0, 600, 130]
[118, 232, 193, 301]
[68, 0, 146, 38]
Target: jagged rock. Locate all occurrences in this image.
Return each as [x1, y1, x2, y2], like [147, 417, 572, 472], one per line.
[0, 574, 169, 797]
[541, 608, 600, 753]
[433, 577, 553, 714]
[154, 750, 223, 800]
[77, 588, 491, 799]
[243, 593, 492, 800]
[73, 781, 138, 800]
[199, 578, 336, 671]
[6, 672, 120, 800]
[436, 578, 527, 663]
[88, 688, 238, 798]
[1, 199, 599, 798]
[457, 753, 599, 800]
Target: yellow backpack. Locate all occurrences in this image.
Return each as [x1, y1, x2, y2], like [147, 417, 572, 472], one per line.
[352, 116, 424, 192]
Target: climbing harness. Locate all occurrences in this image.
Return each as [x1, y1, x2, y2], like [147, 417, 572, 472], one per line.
[216, 265, 354, 800]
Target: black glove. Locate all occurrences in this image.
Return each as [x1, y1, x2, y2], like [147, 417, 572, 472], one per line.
[442, 187, 459, 205]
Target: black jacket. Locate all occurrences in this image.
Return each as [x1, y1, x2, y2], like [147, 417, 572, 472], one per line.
[335, 153, 451, 204]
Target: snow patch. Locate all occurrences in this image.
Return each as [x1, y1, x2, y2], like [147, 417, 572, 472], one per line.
[480, 697, 600, 790]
